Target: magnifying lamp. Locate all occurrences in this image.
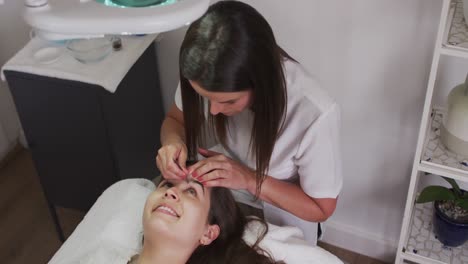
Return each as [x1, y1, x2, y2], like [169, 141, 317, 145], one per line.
[23, 0, 210, 40]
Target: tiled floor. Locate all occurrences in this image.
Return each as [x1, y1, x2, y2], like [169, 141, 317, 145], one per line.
[0, 148, 389, 264]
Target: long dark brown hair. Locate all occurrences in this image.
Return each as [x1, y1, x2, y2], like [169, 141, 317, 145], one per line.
[179, 1, 294, 195]
[187, 187, 284, 264]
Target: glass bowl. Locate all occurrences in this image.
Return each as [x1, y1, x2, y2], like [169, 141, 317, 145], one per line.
[66, 37, 114, 64]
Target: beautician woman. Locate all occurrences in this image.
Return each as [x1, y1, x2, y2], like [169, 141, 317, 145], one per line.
[156, 0, 342, 244]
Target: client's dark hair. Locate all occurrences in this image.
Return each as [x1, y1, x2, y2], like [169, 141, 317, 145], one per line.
[187, 187, 284, 264]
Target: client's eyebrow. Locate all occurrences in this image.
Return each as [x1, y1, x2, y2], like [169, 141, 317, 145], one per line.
[187, 178, 205, 194]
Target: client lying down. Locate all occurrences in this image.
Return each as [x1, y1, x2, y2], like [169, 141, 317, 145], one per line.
[129, 177, 284, 264]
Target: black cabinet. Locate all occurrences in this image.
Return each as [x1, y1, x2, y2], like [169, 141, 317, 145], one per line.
[4, 42, 163, 240]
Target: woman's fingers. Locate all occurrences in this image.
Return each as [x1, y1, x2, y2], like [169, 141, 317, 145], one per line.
[198, 169, 225, 183]
[198, 147, 222, 158]
[163, 170, 182, 180]
[186, 155, 255, 190]
[158, 156, 181, 179]
[157, 145, 186, 179]
[163, 164, 185, 180]
[190, 159, 228, 179]
[176, 150, 189, 174]
[187, 160, 205, 178]
[203, 179, 226, 188]
[168, 161, 186, 178]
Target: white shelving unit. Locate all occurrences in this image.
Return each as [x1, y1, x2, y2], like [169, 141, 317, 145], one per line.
[395, 0, 468, 263]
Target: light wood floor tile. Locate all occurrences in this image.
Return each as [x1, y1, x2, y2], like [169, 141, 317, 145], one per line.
[318, 242, 389, 264]
[319, 241, 358, 263]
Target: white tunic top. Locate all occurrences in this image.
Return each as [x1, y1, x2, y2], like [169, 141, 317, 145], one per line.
[174, 60, 343, 244]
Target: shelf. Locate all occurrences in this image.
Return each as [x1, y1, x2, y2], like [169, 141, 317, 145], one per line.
[441, 0, 468, 58]
[403, 203, 468, 264]
[397, 1, 468, 263]
[419, 109, 468, 182]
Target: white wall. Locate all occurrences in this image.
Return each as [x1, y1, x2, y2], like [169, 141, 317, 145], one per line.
[0, 0, 30, 160]
[156, 0, 442, 262]
[155, 27, 188, 112]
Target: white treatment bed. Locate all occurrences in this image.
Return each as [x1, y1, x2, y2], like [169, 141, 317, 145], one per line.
[48, 179, 343, 264]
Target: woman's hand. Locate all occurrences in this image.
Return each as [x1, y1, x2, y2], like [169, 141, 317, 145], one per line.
[156, 140, 188, 180]
[188, 148, 256, 191]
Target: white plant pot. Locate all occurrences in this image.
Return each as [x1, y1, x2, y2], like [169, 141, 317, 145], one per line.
[441, 81, 468, 157]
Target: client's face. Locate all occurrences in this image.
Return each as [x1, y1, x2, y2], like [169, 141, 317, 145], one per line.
[143, 178, 218, 247]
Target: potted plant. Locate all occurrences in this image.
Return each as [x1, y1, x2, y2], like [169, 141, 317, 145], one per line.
[416, 177, 468, 247]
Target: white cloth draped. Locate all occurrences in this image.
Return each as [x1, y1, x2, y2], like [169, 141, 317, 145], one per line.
[48, 179, 343, 264]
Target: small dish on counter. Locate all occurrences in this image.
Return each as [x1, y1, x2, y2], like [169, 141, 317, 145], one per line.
[66, 36, 115, 64]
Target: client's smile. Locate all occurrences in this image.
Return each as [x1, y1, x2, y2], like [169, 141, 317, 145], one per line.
[154, 204, 180, 218]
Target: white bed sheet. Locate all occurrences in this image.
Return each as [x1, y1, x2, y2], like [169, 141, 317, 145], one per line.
[48, 179, 343, 264]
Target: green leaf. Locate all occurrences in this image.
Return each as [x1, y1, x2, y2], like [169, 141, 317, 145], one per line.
[416, 186, 456, 203]
[442, 177, 462, 197]
[456, 200, 468, 211]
